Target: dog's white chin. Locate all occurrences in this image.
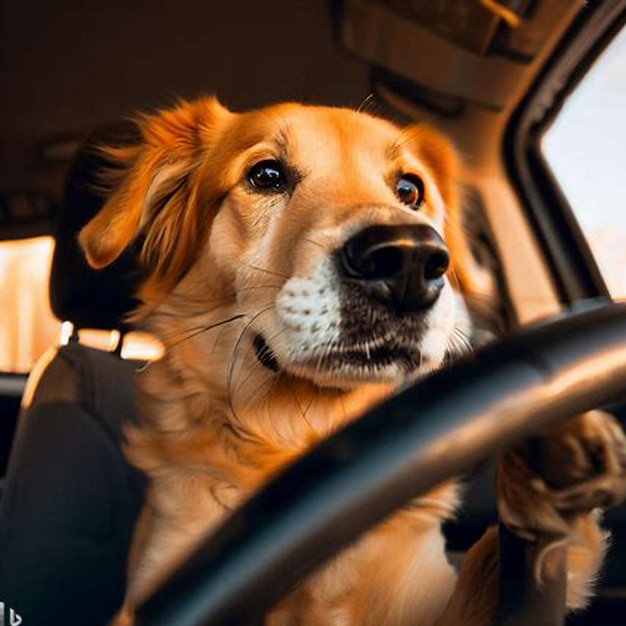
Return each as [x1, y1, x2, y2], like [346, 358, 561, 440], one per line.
[249, 262, 467, 389]
[281, 353, 444, 389]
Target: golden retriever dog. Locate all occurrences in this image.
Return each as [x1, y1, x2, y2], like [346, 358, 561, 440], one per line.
[79, 97, 626, 625]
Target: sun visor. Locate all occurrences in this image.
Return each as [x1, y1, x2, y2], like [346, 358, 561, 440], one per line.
[339, 0, 585, 112]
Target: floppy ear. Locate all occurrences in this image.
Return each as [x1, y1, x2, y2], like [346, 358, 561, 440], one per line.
[79, 97, 232, 291]
[409, 125, 485, 295]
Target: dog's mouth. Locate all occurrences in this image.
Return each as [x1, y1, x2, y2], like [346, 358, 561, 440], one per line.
[253, 330, 426, 384]
[249, 264, 465, 385]
[305, 342, 422, 372]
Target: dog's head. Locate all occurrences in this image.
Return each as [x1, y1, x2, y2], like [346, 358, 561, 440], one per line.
[80, 98, 472, 392]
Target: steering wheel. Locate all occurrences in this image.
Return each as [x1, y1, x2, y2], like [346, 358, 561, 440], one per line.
[135, 301, 626, 626]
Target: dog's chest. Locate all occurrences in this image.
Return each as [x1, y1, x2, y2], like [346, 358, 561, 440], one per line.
[134, 362, 458, 624]
[266, 518, 456, 626]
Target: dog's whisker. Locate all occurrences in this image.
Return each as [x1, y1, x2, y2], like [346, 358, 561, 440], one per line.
[443, 333, 470, 368]
[452, 326, 474, 352]
[163, 313, 239, 340]
[164, 314, 246, 348]
[302, 237, 327, 251]
[356, 93, 376, 113]
[158, 284, 282, 345]
[232, 327, 318, 447]
[264, 370, 292, 444]
[241, 357, 282, 409]
[444, 328, 474, 363]
[447, 268, 462, 291]
[462, 293, 498, 308]
[247, 264, 290, 280]
[226, 304, 277, 425]
[232, 325, 286, 398]
[388, 123, 426, 157]
[160, 311, 230, 337]
[148, 308, 208, 321]
[444, 337, 460, 362]
[235, 362, 280, 420]
[287, 382, 317, 437]
[154, 285, 281, 326]
[205, 283, 283, 303]
[240, 284, 283, 292]
[302, 386, 319, 427]
[150, 296, 236, 321]
[210, 323, 229, 356]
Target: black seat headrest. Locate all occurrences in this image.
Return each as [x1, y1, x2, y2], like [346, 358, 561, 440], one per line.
[49, 124, 144, 330]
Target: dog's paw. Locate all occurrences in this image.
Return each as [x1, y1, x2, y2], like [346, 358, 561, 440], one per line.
[497, 410, 626, 543]
[526, 410, 626, 513]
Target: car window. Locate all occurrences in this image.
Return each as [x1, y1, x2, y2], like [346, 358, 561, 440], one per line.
[0, 237, 163, 373]
[542, 27, 626, 300]
[0, 237, 59, 372]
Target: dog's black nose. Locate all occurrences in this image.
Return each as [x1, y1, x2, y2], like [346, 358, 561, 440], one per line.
[340, 224, 449, 313]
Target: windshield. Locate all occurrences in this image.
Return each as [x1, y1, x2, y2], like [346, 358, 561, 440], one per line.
[543, 27, 626, 299]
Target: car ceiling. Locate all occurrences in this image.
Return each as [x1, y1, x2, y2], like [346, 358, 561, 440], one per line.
[0, 0, 590, 239]
[0, 1, 368, 196]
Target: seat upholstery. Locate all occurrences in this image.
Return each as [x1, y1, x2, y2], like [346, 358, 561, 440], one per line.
[0, 343, 146, 625]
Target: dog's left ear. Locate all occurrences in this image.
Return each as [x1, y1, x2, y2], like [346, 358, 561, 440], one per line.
[409, 125, 484, 295]
[79, 97, 232, 293]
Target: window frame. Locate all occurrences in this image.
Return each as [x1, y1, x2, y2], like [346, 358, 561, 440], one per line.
[504, 0, 626, 304]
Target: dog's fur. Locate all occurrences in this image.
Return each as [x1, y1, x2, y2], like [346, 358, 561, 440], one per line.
[79, 98, 626, 625]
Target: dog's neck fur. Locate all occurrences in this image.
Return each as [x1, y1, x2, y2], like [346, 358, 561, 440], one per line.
[129, 284, 392, 499]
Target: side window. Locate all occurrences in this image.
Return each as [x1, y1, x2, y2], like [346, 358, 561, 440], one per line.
[543, 28, 626, 299]
[0, 237, 59, 372]
[0, 236, 163, 373]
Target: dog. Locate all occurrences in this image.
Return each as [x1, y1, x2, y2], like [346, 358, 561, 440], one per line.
[79, 97, 626, 625]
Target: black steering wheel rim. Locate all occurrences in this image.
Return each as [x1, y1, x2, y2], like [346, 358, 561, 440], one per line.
[136, 300, 626, 626]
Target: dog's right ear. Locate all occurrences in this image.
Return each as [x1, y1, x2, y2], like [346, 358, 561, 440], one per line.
[79, 97, 232, 272]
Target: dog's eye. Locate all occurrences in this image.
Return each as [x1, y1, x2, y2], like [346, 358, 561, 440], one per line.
[396, 175, 425, 210]
[248, 160, 287, 192]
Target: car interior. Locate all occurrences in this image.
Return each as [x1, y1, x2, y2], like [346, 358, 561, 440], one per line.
[1, 1, 626, 625]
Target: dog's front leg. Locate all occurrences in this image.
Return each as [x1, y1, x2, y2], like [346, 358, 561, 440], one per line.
[436, 410, 626, 626]
[496, 410, 626, 609]
[432, 526, 499, 626]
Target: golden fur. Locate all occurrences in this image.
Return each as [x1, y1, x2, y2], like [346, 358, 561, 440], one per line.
[79, 98, 626, 625]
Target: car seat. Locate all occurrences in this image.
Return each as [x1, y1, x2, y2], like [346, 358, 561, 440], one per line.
[0, 126, 147, 626]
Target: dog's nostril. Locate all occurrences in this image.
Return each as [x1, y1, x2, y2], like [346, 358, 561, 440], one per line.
[423, 248, 449, 281]
[369, 246, 405, 279]
[342, 236, 413, 281]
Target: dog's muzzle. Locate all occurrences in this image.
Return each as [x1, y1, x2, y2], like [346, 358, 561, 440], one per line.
[339, 224, 449, 315]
